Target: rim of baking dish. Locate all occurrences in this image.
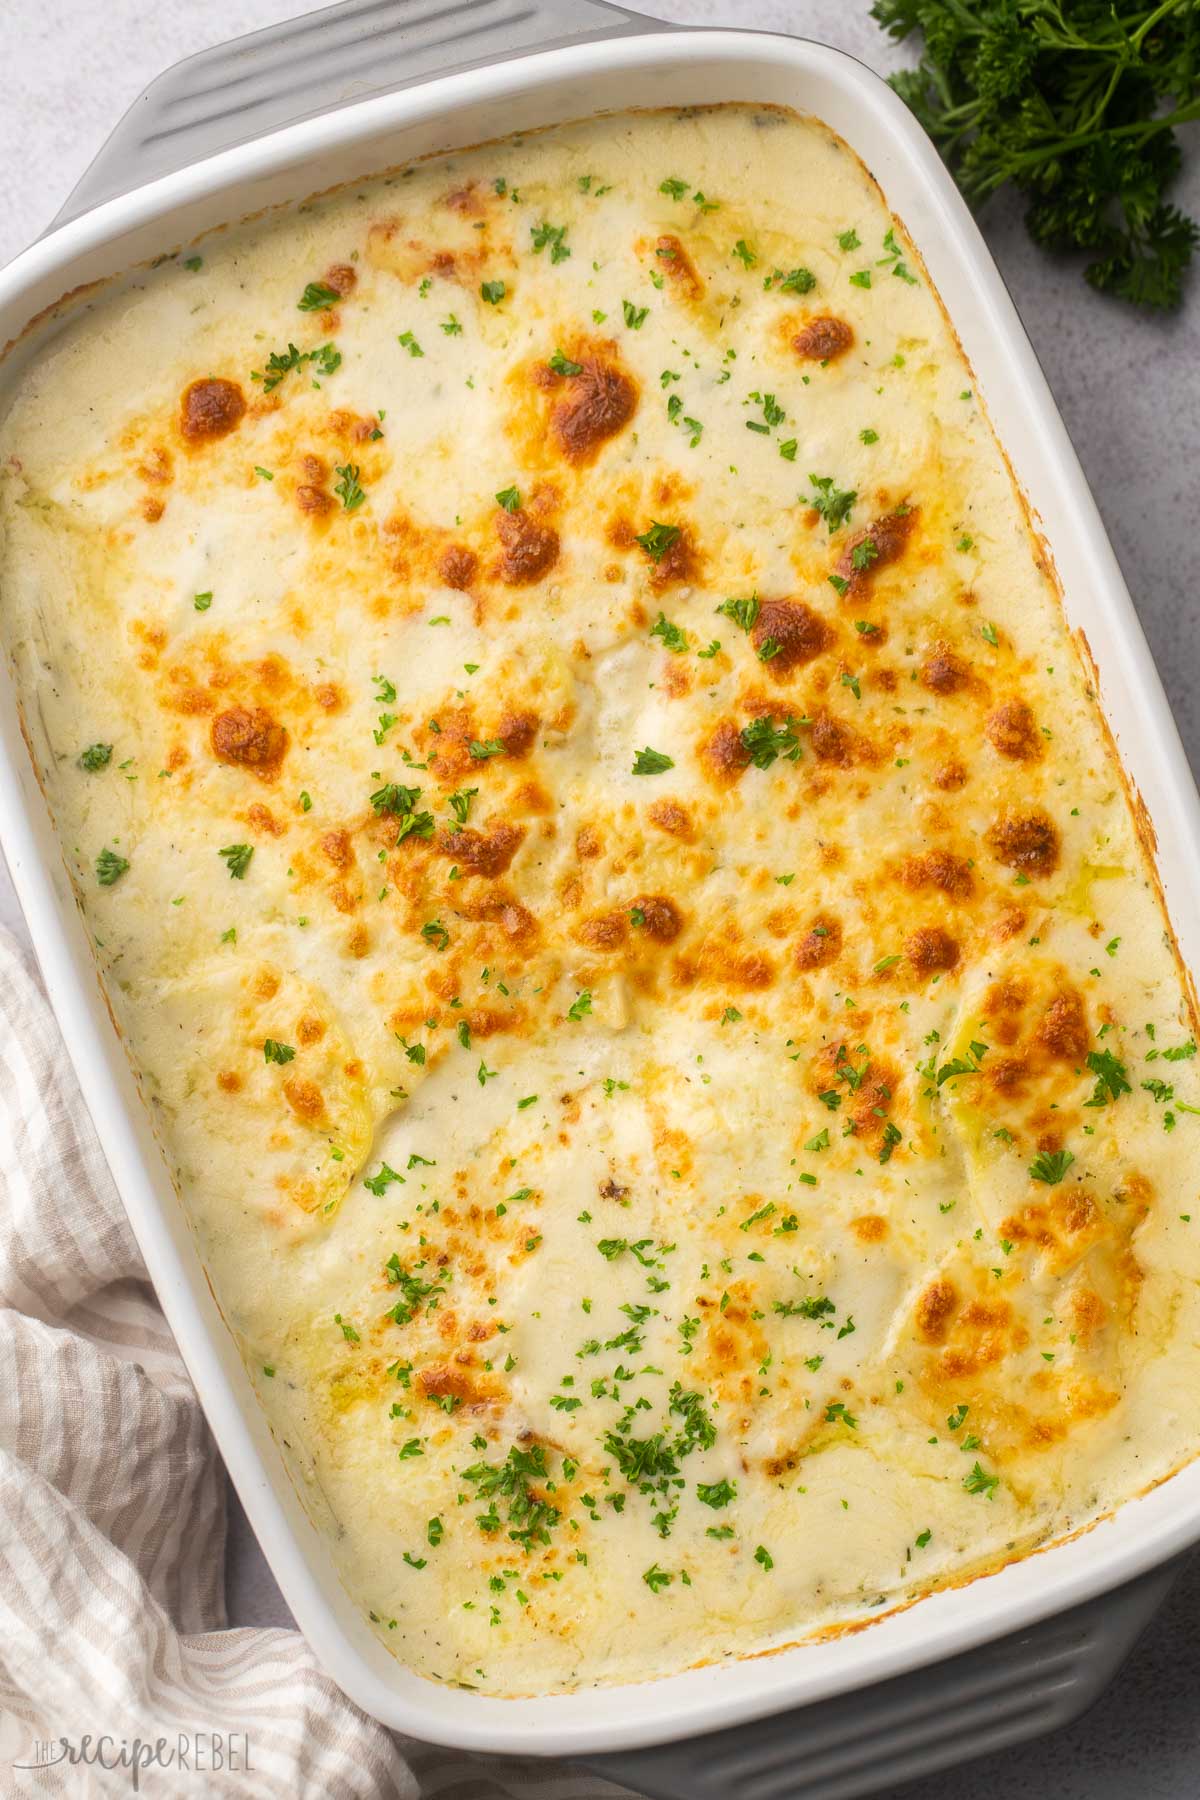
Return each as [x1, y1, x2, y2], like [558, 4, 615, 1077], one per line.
[3, 28, 1200, 1756]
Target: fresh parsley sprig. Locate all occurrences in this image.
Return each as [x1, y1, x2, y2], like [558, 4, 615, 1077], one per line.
[873, 0, 1200, 308]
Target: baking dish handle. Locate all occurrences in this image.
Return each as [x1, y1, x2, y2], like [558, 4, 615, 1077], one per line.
[581, 1556, 1184, 1800]
[48, 0, 669, 230]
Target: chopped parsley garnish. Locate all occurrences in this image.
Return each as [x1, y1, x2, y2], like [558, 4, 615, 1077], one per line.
[696, 1479, 737, 1509]
[732, 239, 757, 268]
[877, 226, 918, 285]
[297, 281, 340, 311]
[548, 348, 583, 376]
[963, 1462, 1000, 1499]
[79, 743, 113, 772]
[740, 716, 804, 769]
[808, 473, 857, 530]
[364, 1163, 404, 1197]
[95, 848, 129, 886]
[860, 428, 879, 445]
[623, 300, 650, 330]
[333, 463, 366, 511]
[765, 266, 816, 294]
[397, 330, 424, 357]
[933, 1039, 989, 1085]
[837, 228, 861, 251]
[263, 1039, 295, 1065]
[1084, 1049, 1132, 1107]
[219, 842, 254, 879]
[632, 747, 674, 775]
[530, 221, 571, 263]
[746, 390, 786, 434]
[194, 592, 213, 611]
[421, 920, 450, 951]
[252, 341, 340, 392]
[370, 784, 434, 844]
[370, 780, 417, 815]
[659, 177, 689, 199]
[649, 612, 688, 653]
[643, 1563, 673, 1592]
[754, 1544, 775, 1571]
[448, 788, 478, 824]
[495, 486, 521, 513]
[480, 280, 506, 305]
[1029, 1147, 1074, 1185]
[775, 1294, 836, 1320]
[716, 594, 760, 632]
[468, 739, 506, 760]
[567, 990, 593, 1022]
[441, 314, 462, 335]
[384, 1253, 445, 1325]
[462, 1443, 560, 1548]
[635, 521, 681, 562]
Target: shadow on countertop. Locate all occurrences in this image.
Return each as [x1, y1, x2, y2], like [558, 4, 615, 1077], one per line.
[877, 1547, 1200, 1800]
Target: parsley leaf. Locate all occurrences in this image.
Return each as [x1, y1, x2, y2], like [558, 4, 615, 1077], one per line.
[632, 747, 674, 775]
[219, 842, 254, 880]
[635, 522, 680, 562]
[253, 341, 340, 392]
[530, 221, 571, 263]
[1029, 1147, 1074, 1185]
[808, 473, 857, 530]
[650, 612, 688, 653]
[333, 463, 366, 511]
[95, 848, 129, 886]
[298, 281, 340, 311]
[739, 716, 804, 769]
[963, 1461, 1000, 1498]
[872, 0, 1200, 309]
[1083, 1049, 1132, 1107]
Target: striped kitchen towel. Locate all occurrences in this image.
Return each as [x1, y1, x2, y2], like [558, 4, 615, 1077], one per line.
[0, 924, 637, 1800]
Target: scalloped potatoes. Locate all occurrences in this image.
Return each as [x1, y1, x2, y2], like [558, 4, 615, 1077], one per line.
[3, 104, 1200, 1696]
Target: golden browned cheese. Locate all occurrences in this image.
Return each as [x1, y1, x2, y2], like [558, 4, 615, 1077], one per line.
[2, 104, 1199, 1700]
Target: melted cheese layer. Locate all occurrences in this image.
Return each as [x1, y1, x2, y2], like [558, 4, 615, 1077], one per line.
[3, 104, 1200, 1696]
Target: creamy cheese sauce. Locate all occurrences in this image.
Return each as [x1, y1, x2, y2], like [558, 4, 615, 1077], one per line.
[3, 104, 1200, 1696]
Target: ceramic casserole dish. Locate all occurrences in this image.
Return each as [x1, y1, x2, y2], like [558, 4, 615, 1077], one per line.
[2, 3, 1199, 1796]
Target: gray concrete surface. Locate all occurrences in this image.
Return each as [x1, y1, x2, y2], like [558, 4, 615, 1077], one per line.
[3, 2, 1198, 1794]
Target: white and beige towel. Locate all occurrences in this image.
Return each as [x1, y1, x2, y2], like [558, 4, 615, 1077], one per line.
[0, 924, 637, 1800]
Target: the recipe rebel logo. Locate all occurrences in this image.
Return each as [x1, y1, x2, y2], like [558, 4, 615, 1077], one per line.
[0, 1712, 254, 1792]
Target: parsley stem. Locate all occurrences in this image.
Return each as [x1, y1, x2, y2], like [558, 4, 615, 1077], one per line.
[969, 100, 1200, 196]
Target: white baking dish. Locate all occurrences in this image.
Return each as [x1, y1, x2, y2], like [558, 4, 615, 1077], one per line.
[3, 5, 1200, 1790]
